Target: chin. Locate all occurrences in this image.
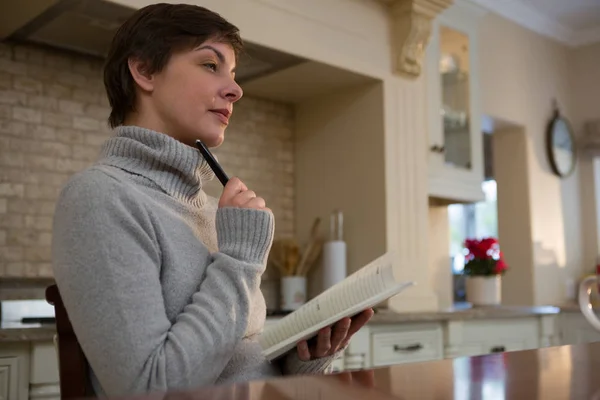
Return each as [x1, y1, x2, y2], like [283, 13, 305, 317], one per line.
[200, 131, 225, 148]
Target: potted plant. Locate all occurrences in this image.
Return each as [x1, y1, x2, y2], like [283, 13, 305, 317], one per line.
[463, 237, 508, 306]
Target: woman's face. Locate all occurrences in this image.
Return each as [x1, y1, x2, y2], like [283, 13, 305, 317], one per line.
[128, 39, 243, 148]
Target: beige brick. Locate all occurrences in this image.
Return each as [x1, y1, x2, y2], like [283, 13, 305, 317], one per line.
[0, 230, 6, 245]
[84, 104, 109, 120]
[84, 132, 110, 146]
[14, 45, 45, 65]
[57, 71, 87, 88]
[37, 141, 72, 158]
[73, 116, 100, 131]
[22, 154, 56, 171]
[0, 214, 23, 229]
[24, 184, 60, 200]
[56, 128, 85, 143]
[0, 72, 11, 89]
[23, 246, 51, 262]
[0, 120, 27, 137]
[0, 168, 23, 183]
[27, 95, 59, 111]
[72, 144, 100, 162]
[59, 99, 84, 115]
[0, 104, 10, 119]
[56, 158, 87, 173]
[44, 83, 72, 99]
[27, 64, 58, 82]
[45, 53, 73, 70]
[0, 42, 11, 58]
[13, 76, 43, 94]
[30, 125, 57, 141]
[33, 262, 53, 277]
[24, 216, 53, 231]
[0, 90, 27, 105]
[8, 199, 57, 215]
[0, 246, 24, 262]
[42, 112, 72, 128]
[5, 262, 26, 277]
[0, 59, 27, 75]
[0, 183, 24, 197]
[13, 107, 42, 123]
[0, 198, 6, 213]
[6, 229, 50, 246]
[13, 140, 70, 158]
[73, 88, 100, 105]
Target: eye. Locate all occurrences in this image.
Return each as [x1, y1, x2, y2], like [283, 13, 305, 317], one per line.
[203, 62, 217, 72]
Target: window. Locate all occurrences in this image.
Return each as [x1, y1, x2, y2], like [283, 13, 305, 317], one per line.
[449, 179, 498, 274]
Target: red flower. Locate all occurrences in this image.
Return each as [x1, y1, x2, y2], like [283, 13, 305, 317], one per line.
[495, 259, 507, 274]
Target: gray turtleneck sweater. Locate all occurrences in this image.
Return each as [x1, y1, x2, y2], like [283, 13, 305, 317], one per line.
[51, 126, 339, 397]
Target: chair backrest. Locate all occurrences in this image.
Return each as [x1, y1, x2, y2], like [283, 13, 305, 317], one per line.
[45, 284, 90, 399]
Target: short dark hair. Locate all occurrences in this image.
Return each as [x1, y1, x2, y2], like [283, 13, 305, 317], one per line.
[103, 3, 244, 128]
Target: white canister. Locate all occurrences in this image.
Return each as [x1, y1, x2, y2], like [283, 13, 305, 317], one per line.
[465, 275, 501, 306]
[322, 240, 347, 291]
[280, 276, 307, 311]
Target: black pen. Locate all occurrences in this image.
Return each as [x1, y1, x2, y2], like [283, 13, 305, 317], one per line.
[195, 140, 229, 186]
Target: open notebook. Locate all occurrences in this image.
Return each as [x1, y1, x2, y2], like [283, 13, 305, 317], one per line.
[259, 252, 414, 361]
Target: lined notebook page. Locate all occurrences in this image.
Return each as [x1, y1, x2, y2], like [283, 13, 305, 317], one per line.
[261, 253, 396, 350]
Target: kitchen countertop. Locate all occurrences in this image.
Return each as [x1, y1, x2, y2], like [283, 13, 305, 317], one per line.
[0, 321, 56, 342]
[0, 302, 589, 343]
[367, 304, 562, 324]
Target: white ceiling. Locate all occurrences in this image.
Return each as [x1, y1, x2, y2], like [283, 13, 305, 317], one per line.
[469, 0, 600, 47]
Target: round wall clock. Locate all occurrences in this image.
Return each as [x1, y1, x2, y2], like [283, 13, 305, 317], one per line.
[546, 104, 576, 178]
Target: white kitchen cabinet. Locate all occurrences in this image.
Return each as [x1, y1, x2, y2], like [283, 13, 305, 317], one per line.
[343, 315, 556, 372]
[29, 341, 60, 400]
[426, 1, 488, 203]
[0, 340, 59, 400]
[557, 312, 600, 345]
[0, 344, 29, 400]
[444, 318, 547, 358]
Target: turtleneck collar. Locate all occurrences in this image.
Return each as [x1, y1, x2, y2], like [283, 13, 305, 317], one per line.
[97, 125, 215, 207]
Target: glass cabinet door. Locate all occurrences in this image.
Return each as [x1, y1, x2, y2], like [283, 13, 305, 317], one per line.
[439, 26, 471, 170]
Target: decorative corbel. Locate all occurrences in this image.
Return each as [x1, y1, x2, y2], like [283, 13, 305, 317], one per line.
[379, 0, 453, 78]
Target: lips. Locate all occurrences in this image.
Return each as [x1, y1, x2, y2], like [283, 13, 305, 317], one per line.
[210, 109, 231, 125]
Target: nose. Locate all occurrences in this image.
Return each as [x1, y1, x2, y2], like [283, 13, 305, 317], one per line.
[223, 79, 243, 103]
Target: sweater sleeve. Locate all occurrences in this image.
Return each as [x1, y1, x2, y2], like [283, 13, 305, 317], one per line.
[278, 343, 348, 376]
[51, 170, 273, 396]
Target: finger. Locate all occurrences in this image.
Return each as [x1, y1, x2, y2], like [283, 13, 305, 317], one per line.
[343, 309, 374, 345]
[297, 340, 311, 361]
[244, 196, 266, 210]
[219, 177, 247, 207]
[330, 317, 351, 352]
[231, 190, 256, 207]
[313, 327, 332, 358]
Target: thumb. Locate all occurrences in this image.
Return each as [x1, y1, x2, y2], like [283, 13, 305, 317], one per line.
[219, 177, 247, 207]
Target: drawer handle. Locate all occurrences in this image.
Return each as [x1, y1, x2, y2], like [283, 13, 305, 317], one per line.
[393, 344, 423, 352]
[490, 346, 506, 353]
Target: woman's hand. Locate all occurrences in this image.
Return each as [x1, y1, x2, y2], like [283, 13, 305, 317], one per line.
[296, 309, 374, 361]
[218, 177, 270, 212]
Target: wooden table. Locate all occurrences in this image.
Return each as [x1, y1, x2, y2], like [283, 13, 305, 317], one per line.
[98, 342, 600, 399]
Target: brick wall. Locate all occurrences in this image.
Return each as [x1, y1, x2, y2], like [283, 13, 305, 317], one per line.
[0, 40, 295, 279]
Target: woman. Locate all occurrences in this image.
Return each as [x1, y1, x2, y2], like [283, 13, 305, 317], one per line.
[51, 3, 373, 397]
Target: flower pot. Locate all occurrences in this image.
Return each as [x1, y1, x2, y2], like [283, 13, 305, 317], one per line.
[465, 275, 501, 306]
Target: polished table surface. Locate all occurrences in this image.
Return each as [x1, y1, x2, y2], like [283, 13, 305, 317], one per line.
[98, 342, 600, 400]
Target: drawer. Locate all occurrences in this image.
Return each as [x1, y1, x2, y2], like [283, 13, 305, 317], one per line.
[371, 326, 443, 366]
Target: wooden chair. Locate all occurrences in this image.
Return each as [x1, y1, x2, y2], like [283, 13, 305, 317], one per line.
[45, 284, 90, 399]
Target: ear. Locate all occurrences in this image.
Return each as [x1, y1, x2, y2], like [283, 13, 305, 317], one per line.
[128, 58, 155, 92]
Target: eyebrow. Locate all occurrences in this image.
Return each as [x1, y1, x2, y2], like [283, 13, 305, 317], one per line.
[196, 45, 236, 73]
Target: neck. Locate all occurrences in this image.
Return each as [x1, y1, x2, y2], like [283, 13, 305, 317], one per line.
[97, 125, 215, 207]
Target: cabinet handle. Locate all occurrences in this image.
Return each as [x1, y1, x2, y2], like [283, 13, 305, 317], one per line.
[430, 145, 445, 153]
[490, 346, 506, 353]
[439, 146, 445, 152]
[393, 343, 423, 352]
